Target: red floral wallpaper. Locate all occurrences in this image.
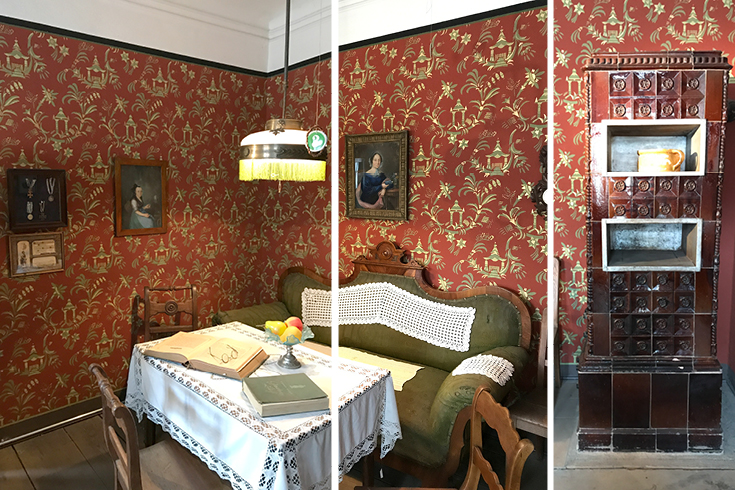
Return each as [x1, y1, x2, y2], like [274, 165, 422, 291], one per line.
[553, 0, 735, 369]
[338, 8, 548, 343]
[0, 22, 330, 428]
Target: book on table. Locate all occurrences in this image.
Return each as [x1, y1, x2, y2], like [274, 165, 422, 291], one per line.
[142, 331, 268, 380]
[242, 373, 329, 417]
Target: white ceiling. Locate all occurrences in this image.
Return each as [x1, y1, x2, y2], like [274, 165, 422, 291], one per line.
[1, 0, 534, 72]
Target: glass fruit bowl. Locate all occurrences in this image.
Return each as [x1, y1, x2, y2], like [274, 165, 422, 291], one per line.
[262, 324, 314, 368]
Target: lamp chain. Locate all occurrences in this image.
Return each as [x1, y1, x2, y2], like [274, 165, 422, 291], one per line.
[278, 0, 291, 193]
[282, 0, 291, 121]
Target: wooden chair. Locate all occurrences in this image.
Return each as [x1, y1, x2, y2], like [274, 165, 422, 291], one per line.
[89, 364, 230, 490]
[508, 257, 559, 444]
[357, 385, 533, 490]
[131, 285, 198, 349]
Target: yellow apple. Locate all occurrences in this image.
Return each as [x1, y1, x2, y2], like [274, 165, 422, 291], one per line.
[280, 325, 302, 343]
[284, 316, 303, 331]
[264, 320, 287, 336]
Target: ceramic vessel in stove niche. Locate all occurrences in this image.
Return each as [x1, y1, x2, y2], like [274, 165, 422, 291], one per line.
[579, 51, 729, 453]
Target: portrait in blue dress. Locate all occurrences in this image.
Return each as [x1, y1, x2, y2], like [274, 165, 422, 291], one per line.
[356, 152, 393, 209]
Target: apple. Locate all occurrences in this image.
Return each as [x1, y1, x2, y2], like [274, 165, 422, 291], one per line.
[280, 325, 302, 343]
[284, 316, 303, 331]
[264, 320, 287, 336]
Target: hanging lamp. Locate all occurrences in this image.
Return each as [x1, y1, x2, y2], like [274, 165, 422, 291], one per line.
[239, 0, 327, 183]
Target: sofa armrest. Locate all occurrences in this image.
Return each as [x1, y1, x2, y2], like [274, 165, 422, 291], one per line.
[428, 345, 530, 443]
[212, 302, 292, 328]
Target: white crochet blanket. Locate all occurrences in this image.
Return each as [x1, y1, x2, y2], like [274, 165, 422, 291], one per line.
[451, 354, 514, 386]
[302, 282, 475, 352]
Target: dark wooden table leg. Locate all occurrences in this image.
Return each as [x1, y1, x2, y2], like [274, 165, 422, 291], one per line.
[144, 416, 155, 447]
[361, 445, 377, 486]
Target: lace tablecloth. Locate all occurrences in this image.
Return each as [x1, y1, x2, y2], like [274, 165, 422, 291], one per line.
[126, 322, 401, 490]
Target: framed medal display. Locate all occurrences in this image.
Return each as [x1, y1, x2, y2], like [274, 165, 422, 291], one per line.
[6, 168, 68, 232]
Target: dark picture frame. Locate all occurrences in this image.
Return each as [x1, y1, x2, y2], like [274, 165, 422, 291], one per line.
[114, 157, 168, 236]
[345, 130, 408, 221]
[6, 168, 68, 232]
[8, 231, 65, 278]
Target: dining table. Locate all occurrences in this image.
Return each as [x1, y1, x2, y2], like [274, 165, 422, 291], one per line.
[125, 321, 401, 490]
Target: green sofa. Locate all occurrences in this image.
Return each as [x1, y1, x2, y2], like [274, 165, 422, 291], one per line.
[213, 245, 531, 486]
[213, 267, 330, 330]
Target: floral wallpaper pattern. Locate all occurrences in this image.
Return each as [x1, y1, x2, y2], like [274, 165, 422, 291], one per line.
[0, 22, 330, 428]
[553, 0, 735, 367]
[338, 8, 548, 336]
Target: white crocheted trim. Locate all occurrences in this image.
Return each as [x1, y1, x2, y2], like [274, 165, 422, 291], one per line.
[451, 354, 515, 386]
[302, 283, 475, 352]
[302, 287, 332, 327]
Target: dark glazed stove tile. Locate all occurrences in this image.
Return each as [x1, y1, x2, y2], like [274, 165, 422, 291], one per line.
[651, 373, 688, 428]
[613, 373, 650, 429]
[689, 432, 723, 452]
[613, 432, 656, 451]
[579, 373, 612, 429]
[578, 431, 612, 451]
[657, 431, 688, 452]
[689, 373, 722, 428]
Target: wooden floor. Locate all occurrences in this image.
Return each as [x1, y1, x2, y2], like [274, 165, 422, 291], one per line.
[0, 415, 113, 490]
[1, 415, 547, 490]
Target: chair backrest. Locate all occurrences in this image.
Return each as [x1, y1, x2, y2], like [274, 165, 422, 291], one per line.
[89, 364, 143, 490]
[143, 284, 198, 342]
[460, 386, 534, 490]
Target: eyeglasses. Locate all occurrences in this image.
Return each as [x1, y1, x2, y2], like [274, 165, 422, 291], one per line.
[209, 344, 238, 364]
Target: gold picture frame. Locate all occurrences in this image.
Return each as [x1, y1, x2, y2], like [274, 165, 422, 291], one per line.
[345, 130, 409, 221]
[8, 232, 65, 278]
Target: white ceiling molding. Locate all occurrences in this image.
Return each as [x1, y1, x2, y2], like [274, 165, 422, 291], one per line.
[268, 1, 332, 73]
[1, 0, 271, 70]
[123, 0, 271, 39]
[0, 0, 533, 72]
[338, 0, 533, 46]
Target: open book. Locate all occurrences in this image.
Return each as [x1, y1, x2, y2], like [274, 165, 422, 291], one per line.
[142, 332, 268, 380]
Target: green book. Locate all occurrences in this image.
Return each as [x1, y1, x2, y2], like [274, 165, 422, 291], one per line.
[242, 373, 329, 417]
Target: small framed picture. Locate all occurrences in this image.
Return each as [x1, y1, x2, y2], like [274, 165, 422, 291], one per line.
[8, 232, 65, 278]
[345, 130, 408, 221]
[6, 168, 68, 232]
[114, 157, 168, 236]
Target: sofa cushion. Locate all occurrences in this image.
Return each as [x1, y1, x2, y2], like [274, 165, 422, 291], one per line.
[392, 365, 449, 467]
[391, 360, 517, 468]
[344, 345, 528, 468]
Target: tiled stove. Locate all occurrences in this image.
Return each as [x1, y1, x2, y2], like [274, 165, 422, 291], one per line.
[578, 51, 730, 452]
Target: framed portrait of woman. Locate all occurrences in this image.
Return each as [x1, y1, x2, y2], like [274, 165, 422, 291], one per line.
[114, 157, 168, 236]
[345, 130, 408, 221]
